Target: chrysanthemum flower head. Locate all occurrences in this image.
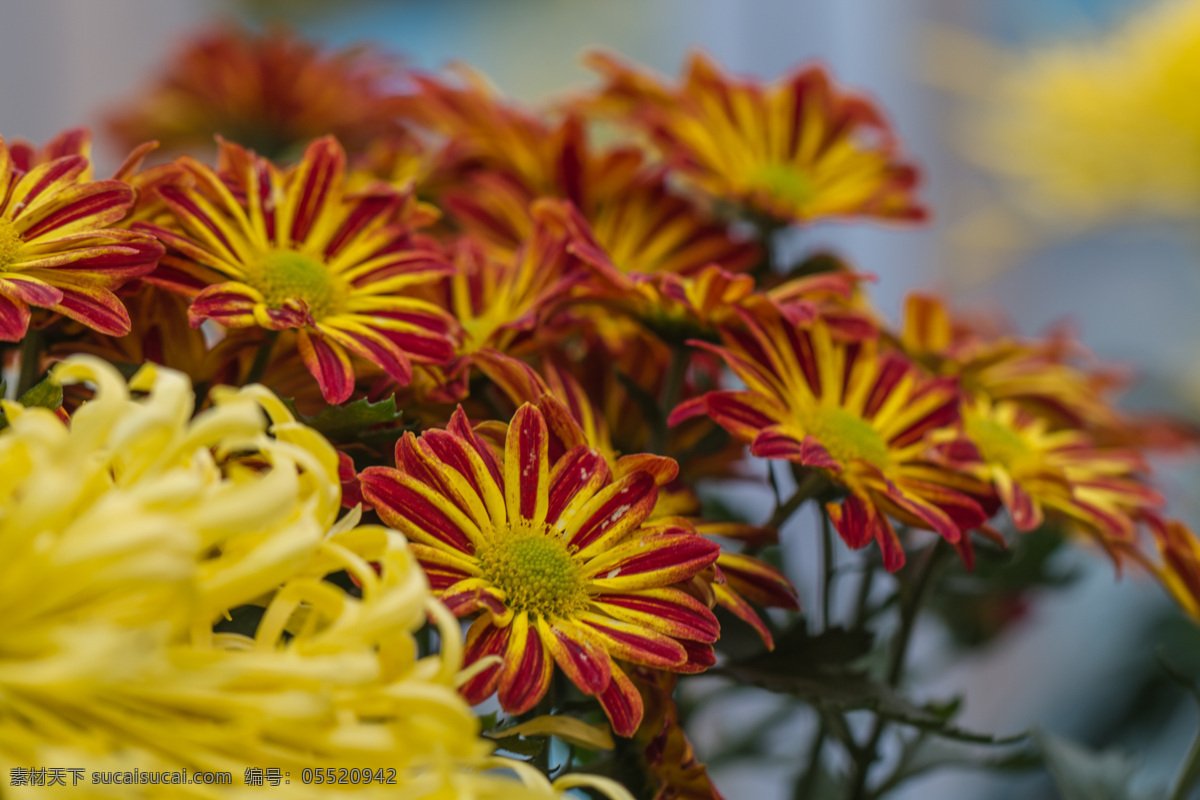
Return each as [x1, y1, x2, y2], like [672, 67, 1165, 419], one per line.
[108, 24, 407, 159]
[443, 114, 759, 273]
[947, 0, 1200, 229]
[900, 293, 1130, 434]
[141, 136, 456, 404]
[359, 401, 722, 736]
[586, 50, 926, 225]
[0, 134, 163, 340]
[438, 200, 589, 359]
[946, 395, 1164, 560]
[672, 309, 990, 570]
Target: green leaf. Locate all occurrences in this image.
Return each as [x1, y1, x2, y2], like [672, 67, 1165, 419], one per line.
[875, 735, 1040, 796]
[486, 734, 545, 758]
[1037, 731, 1159, 800]
[781, 250, 852, 279]
[282, 396, 404, 441]
[19, 377, 63, 411]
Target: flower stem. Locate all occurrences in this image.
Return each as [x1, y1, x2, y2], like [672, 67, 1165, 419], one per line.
[244, 331, 279, 386]
[768, 469, 826, 531]
[795, 719, 827, 799]
[848, 539, 948, 800]
[649, 343, 688, 454]
[820, 506, 835, 630]
[16, 328, 44, 399]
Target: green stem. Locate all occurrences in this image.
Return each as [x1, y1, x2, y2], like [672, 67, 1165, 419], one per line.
[244, 330, 278, 386]
[768, 469, 826, 531]
[795, 719, 827, 800]
[1169, 719, 1200, 800]
[820, 506, 835, 630]
[16, 328, 44, 398]
[851, 563, 876, 631]
[650, 343, 689, 454]
[848, 540, 948, 800]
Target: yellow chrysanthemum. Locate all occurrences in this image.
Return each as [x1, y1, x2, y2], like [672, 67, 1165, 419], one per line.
[947, 0, 1200, 229]
[0, 357, 630, 800]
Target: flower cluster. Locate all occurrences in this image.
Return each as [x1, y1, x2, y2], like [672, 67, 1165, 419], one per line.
[4, 23, 1198, 800]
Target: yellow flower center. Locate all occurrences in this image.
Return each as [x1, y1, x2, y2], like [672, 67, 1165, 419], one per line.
[477, 532, 584, 619]
[246, 250, 346, 320]
[749, 163, 814, 210]
[965, 414, 1033, 470]
[0, 218, 23, 271]
[801, 407, 891, 468]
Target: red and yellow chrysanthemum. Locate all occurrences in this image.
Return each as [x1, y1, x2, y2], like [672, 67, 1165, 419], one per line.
[586, 51, 925, 225]
[108, 25, 406, 158]
[900, 293, 1130, 434]
[474, 352, 800, 649]
[946, 396, 1164, 558]
[358, 403, 722, 736]
[397, 65, 559, 194]
[443, 115, 759, 272]
[436, 200, 589, 359]
[672, 310, 990, 571]
[1148, 516, 1200, 621]
[140, 136, 456, 404]
[0, 134, 163, 340]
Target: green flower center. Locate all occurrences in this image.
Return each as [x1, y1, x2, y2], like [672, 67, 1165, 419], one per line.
[749, 163, 814, 209]
[246, 250, 345, 320]
[965, 415, 1033, 470]
[477, 531, 584, 619]
[0, 218, 23, 271]
[801, 407, 891, 469]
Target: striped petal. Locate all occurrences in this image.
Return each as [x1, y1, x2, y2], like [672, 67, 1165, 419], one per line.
[713, 583, 777, 650]
[0, 276, 63, 309]
[359, 466, 483, 554]
[497, 612, 554, 714]
[567, 471, 659, 558]
[50, 280, 132, 336]
[297, 330, 355, 404]
[575, 611, 687, 668]
[16, 181, 134, 239]
[461, 617, 509, 704]
[828, 495, 905, 572]
[322, 322, 414, 385]
[676, 640, 717, 674]
[285, 137, 344, 245]
[547, 446, 612, 528]
[752, 429, 841, 469]
[17, 230, 163, 278]
[0, 292, 31, 341]
[718, 552, 800, 610]
[597, 659, 644, 738]
[409, 429, 504, 534]
[584, 532, 721, 590]
[686, 390, 787, 442]
[188, 282, 265, 328]
[7, 155, 88, 214]
[447, 406, 505, 492]
[441, 578, 508, 618]
[612, 453, 679, 486]
[504, 404, 550, 526]
[538, 618, 612, 696]
[592, 588, 720, 642]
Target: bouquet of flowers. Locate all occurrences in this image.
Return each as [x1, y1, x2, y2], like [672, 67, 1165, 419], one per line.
[2, 22, 1198, 800]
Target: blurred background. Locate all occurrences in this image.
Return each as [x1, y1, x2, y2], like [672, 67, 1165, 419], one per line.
[3, 0, 1196, 797]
